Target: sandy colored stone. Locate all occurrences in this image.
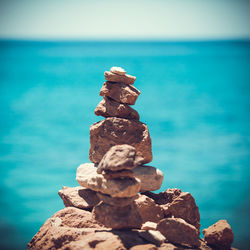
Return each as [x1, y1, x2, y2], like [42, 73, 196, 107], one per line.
[144, 189, 200, 231]
[138, 230, 166, 246]
[103, 169, 135, 179]
[97, 192, 138, 207]
[92, 202, 143, 229]
[110, 66, 126, 75]
[97, 144, 141, 174]
[134, 195, 164, 224]
[161, 192, 200, 232]
[76, 163, 141, 198]
[132, 165, 163, 192]
[203, 220, 234, 249]
[100, 81, 140, 105]
[95, 96, 140, 120]
[157, 218, 200, 247]
[58, 186, 100, 210]
[158, 243, 185, 249]
[104, 71, 136, 85]
[141, 221, 157, 230]
[89, 117, 152, 164]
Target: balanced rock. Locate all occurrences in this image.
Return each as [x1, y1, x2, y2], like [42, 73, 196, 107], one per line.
[132, 165, 163, 192]
[76, 163, 141, 198]
[104, 71, 136, 85]
[97, 192, 139, 207]
[95, 97, 140, 120]
[89, 117, 152, 164]
[134, 195, 164, 224]
[144, 189, 200, 231]
[141, 221, 157, 230]
[92, 202, 143, 229]
[203, 220, 234, 249]
[157, 218, 200, 247]
[97, 144, 141, 174]
[110, 66, 126, 75]
[58, 186, 100, 210]
[100, 81, 140, 105]
[162, 192, 200, 232]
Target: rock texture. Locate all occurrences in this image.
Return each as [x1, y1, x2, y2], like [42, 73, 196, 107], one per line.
[132, 165, 163, 192]
[203, 220, 234, 249]
[89, 117, 152, 164]
[92, 202, 143, 229]
[58, 186, 100, 210]
[157, 218, 200, 247]
[95, 97, 139, 120]
[104, 71, 136, 85]
[97, 144, 140, 174]
[100, 81, 140, 105]
[76, 163, 141, 198]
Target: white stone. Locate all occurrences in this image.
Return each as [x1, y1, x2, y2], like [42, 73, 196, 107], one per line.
[110, 66, 126, 75]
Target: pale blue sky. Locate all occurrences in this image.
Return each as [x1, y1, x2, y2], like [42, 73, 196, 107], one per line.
[0, 0, 249, 40]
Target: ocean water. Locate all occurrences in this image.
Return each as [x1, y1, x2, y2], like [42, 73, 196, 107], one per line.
[0, 40, 249, 249]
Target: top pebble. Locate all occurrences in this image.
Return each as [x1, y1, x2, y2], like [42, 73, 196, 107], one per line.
[110, 66, 127, 76]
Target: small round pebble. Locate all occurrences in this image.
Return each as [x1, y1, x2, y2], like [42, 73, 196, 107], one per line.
[110, 66, 126, 75]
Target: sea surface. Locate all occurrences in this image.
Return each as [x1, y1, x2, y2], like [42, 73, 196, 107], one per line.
[0, 40, 249, 249]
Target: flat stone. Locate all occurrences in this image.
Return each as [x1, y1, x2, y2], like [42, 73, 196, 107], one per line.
[100, 81, 140, 105]
[141, 221, 157, 230]
[138, 230, 166, 246]
[103, 169, 135, 179]
[97, 192, 138, 207]
[134, 195, 164, 224]
[110, 66, 126, 75]
[58, 186, 100, 210]
[76, 163, 141, 198]
[130, 244, 157, 250]
[203, 220, 234, 249]
[89, 117, 152, 164]
[95, 96, 140, 120]
[92, 202, 143, 229]
[157, 218, 200, 247]
[97, 144, 141, 174]
[104, 71, 136, 85]
[132, 165, 163, 192]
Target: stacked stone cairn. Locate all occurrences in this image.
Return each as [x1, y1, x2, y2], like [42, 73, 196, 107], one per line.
[31, 66, 236, 249]
[76, 66, 164, 229]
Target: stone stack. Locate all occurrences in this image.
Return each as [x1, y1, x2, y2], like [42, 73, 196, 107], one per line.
[76, 66, 163, 228]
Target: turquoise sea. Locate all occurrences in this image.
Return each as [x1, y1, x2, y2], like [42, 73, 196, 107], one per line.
[0, 40, 249, 249]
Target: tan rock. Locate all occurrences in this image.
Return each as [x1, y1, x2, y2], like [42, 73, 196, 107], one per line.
[144, 189, 200, 231]
[162, 192, 200, 232]
[92, 202, 143, 229]
[76, 163, 141, 198]
[103, 169, 135, 179]
[203, 220, 234, 249]
[97, 144, 141, 174]
[138, 230, 166, 246]
[132, 165, 163, 192]
[95, 97, 140, 120]
[58, 186, 100, 210]
[104, 71, 136, 85]
[97, 192, 138, 207]
[100, 81, 140, 105]
[141, 221, 157, 230]
[134, 195, 164, 223]
[89, 117, 152, 164]
[110, 66, 126, 75]
[158, 243, 185, 249]
[157, 218, 200, 247]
